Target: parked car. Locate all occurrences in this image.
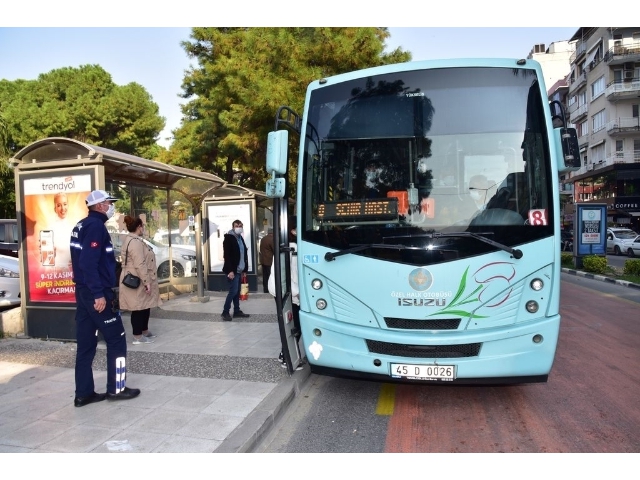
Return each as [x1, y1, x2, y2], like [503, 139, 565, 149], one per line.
[153, 228, 196, 248]
[606, 227, 638, 256]
[0, 254, 21, 308]
[0, 219, 19, 258]
[625, 235, 640, 257]
[114, 236, 197, 280]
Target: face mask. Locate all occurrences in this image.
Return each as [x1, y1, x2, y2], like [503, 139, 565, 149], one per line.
[470, 191, 482, 201]
[234, 227, 243, 235]
[106, 204, 115, 219]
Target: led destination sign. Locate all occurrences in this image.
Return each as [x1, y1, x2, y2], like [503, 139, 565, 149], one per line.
[317, 199, 398, 222]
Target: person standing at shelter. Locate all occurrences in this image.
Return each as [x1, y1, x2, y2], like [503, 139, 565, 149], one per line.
[259, 227, 274, 293]
[221, 219, 251, 321]
[70, 190, 140, 407]
[119, 215, 162, 345]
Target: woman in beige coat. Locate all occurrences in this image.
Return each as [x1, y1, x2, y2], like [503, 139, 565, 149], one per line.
[119, 216, 162, 345]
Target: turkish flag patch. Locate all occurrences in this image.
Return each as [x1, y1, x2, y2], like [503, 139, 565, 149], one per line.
[90, 241, 99, 248]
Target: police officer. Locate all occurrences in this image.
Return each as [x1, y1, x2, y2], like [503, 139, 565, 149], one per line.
[70, 189, 140, 407]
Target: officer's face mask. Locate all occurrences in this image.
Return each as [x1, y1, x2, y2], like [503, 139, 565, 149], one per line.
[105, 203, 115, 219]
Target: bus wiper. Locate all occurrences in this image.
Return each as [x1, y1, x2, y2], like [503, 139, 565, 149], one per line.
[431, 232, 523, 259]
[324, 243, 421, 261]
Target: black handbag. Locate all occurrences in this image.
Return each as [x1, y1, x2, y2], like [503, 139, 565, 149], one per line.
[121, 240, 141, 289]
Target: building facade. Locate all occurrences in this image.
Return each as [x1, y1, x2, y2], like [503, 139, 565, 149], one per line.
[562, 27, 640, 231]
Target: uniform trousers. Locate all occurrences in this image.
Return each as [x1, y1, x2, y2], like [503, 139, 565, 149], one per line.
[74, 285, 128, 396]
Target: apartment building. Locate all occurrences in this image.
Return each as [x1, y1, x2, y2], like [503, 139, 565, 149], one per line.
[562, 27, 640, 231]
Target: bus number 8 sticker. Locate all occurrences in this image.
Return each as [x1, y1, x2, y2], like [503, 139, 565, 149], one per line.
[528, 209, 548, 226]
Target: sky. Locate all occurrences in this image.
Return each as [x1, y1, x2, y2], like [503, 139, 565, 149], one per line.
[1, 23, 579, 149]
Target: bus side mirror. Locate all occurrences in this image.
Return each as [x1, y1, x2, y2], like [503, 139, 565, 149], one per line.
[266, 130, 288, 175]
[560, 127, 580, 170]
[265, 130, 288, 198]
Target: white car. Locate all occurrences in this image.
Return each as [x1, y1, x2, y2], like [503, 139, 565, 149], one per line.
[144, 238, 197, 279]
[0, 254, 21, 308]
[112, 233, 197, 280]
[606, 228, 638, 256]
[625, 235, 640, 258]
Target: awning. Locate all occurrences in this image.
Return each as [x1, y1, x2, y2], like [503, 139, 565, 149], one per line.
[590, 139, 605, 148]
[587, 38, 602, 54]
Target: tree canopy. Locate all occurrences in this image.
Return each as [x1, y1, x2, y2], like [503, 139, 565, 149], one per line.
[165, 27, 411, 191]
[0, 64, 166, 218]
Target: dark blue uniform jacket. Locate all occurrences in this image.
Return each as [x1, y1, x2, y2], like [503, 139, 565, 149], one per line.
[70, 210, 117, 299]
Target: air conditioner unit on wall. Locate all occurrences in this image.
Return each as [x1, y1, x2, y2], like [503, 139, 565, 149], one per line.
[624, 70, 634, 80]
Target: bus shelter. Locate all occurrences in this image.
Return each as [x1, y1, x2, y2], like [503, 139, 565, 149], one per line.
[203, 184, 271, 292]
[10, 137, 226, 340]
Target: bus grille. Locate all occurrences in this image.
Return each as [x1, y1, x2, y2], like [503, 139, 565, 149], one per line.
[366, 340, 481, 358]
[384, 317, 460, 330]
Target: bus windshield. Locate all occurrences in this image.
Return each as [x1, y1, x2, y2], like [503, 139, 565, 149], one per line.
[302, 66, 554, 265]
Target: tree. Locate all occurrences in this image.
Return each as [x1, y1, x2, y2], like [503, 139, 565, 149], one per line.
[0, 65, 165, 159]
[0, 64, 166, 217]
[0, 112, 15, 218]
[167, 27, 411, 191]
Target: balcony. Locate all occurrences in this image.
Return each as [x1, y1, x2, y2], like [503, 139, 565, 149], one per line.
[570, 41, 587, 64]
[569, 72, 587, 93]
[606, 79, 640, 100]
[569, 103, 588, 124]
[604, 43, 640, 66]
[607, 117, 640, 136]
[606, 150, 640, 164]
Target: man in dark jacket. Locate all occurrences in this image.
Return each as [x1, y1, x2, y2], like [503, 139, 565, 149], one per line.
[221, 219, 250, 321]
[70, 189, 140, 407]
[259, 228, 274, 293]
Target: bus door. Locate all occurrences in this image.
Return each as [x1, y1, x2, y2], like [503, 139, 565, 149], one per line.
[272, 199, 302, 374]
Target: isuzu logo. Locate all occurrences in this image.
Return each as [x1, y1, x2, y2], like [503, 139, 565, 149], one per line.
[397, 298, 446, 307]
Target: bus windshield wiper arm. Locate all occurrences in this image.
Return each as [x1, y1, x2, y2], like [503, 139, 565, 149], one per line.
[431, 232, 523, 259]
[324, 243, 419, 261]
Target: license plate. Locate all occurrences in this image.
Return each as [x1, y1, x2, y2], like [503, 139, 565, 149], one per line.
[391, 363, 456, 381]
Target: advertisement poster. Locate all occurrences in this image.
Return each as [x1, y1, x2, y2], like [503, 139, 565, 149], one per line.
[22, 172, 94, 303]
[576, 204, 606, 256]
[206, 202, 253, 273]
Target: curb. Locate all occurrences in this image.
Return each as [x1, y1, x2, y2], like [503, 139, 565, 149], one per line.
[561, 268, 640, 290]
[215, 362, 312, 453]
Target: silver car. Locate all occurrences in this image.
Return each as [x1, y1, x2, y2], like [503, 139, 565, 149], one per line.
[606, 228, 638, 256]
[0, 254, 21, 308]
[625, 235, 640, 258]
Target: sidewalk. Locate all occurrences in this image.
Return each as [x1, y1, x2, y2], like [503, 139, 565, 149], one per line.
[0, 291, 310, 453]
[561, 267, 640, 289]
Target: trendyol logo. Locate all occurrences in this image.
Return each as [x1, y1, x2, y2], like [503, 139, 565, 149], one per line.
[40, 176, 76, 192]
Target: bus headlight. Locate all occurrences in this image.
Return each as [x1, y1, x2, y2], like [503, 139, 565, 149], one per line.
[525, 300, 539, 313]
[316, 299, 327, 310]
[311, 278, 323, 290]
[530, 278, 544, 291]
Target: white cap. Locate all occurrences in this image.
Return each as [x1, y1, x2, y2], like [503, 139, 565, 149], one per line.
[86, 189, 118, 206]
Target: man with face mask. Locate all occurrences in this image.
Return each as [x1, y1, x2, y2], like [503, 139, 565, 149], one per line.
[221, 219, 251, 321]
[69, 190, 140, 407]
